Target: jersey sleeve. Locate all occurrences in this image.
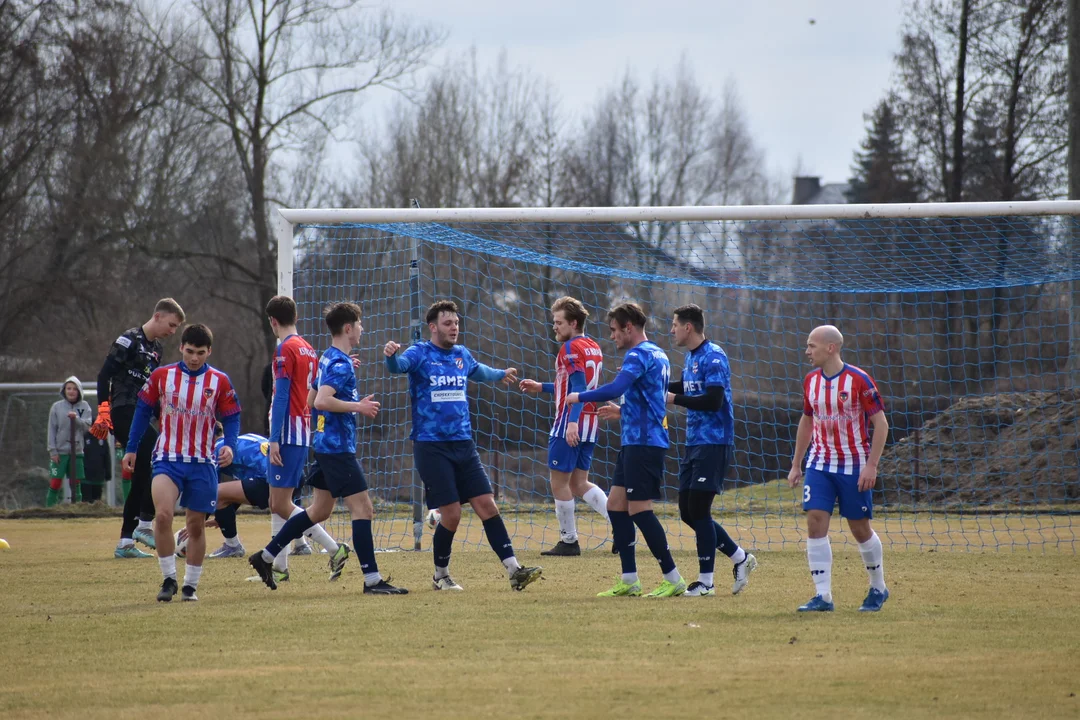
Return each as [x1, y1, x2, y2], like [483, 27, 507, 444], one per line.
[107, 332, 135, 366]
[215, 375, 242, 417]
[397, 344, 425, 374]
[703, 351, 730, 388]
[273, 345, 293, 380]
[321, 359, 354, 395]
[137, 368, 163, 406]
[857, 374, 886, 416]
[565, 339, 586, 374]
[620, 348, 647, 381]
[802, 375, 814, 417]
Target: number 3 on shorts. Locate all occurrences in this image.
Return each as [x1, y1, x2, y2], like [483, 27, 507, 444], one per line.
[803, 484, 811, 503]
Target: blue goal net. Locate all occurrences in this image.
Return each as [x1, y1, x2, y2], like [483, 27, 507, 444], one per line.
[291, 212, 1080, 553]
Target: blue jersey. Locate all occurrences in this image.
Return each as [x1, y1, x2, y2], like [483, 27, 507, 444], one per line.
[681, 340, 734, 446]
[619, 341, 671, 448]
[389, 342, 500, 442]
[312, 346, 358, 455]
[215, 433, 269, 481]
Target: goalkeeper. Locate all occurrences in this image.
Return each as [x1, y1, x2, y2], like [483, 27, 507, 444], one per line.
[92, 298, 185, 559]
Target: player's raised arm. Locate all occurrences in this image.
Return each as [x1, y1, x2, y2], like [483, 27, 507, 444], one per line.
[384, 341, 418, 374]
[464, 347, 517, 386]
[566, 357, 640, 405]
[518, 379, 553, 394]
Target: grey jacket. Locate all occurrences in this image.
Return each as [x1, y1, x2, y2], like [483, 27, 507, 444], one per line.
[48, 376, 93, 456]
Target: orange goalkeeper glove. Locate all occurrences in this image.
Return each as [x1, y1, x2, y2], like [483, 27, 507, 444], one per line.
[89, 401, 112, 440]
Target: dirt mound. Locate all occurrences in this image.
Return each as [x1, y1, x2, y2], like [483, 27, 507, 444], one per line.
[879, 390, 1080, 507]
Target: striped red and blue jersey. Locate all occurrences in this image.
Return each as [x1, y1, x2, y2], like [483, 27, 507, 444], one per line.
[138, 363, 242, 464]
[272, 334, 317, 446]
[802, 364, 885, 475]
[551, 335, 602, 442]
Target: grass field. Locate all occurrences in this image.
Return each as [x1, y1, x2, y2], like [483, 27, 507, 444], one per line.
[1, 517, 1078, 719]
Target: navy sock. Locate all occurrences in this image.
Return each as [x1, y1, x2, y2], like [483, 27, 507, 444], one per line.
[352, 519, 379, 578]
[481, 515, 515, 562]
[609, 510, 637, 575]
[695, 516, 717, 574]
[433, 522, 455, 569]
[214, 504, 238, 540]
[714, 521, 738, 558]
[264, 510, 314, 557]
[632, 510, 676, 575]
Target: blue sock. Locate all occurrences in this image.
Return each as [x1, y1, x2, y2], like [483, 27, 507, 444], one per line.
[609, 510, 637, 575]
[632, 510, 676, 575]
[695, 516, 717, 574]
[352, 518, 379, 578]
[715, 521, 738, 558]
[481, 515, 515, 562]
[264, 510, 314, 557]
[214, 504, 238, 541]
[433, 522, 455, 570]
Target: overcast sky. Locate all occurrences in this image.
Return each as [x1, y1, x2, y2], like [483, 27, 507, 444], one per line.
[369, 0, 909, 195]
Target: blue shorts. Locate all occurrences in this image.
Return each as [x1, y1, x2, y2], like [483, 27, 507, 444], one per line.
[152, 460, 218, 514]
[803, 467, 873, 520]
[414, 440, 492, 510]
[678, 444, 731, 493]
[547, 436, 595, 472]
[611, 445, 666, 501]
[309, 453, 368, 499]
[267, 444, 308, 489]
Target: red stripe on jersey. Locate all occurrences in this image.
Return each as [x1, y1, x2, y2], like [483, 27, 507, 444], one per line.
[803, 365, 884, 474]
[273, 335, 316, 445]
[147, 364, 240, 464]
[551, 336, 602, 442]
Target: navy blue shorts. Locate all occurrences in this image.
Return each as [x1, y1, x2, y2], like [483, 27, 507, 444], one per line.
[611, 445, 666, 501]
[547, 436, 595, 472]
[309, 452, 369, 498]
[414, 440, 492, 509]
[152, 460, 218, 514]
[678, 444, 732, 493]
[240, 477, 271, 510]
[803, 467, 873, 520]
[268, 444, 308, 489]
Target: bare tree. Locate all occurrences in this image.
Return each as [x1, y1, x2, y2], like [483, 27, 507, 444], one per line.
[140, 0, 444, 354]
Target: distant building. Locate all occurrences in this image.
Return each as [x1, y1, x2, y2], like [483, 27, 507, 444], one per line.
[792, 176, 850, 205]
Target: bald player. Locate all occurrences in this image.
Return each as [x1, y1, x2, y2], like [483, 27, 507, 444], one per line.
[787, 325, 890, 612]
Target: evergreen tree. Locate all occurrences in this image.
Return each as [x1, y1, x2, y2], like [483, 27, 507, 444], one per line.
[846, 99, 920, 203]
[964, 100, 1003, 201]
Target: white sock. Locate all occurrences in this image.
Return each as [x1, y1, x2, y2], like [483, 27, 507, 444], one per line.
[622, 572, 639, 585]
[119, 538, 135, 548]
[305, 523, 339, 553]
[730, 547, 746, 565]
[582, 486, 609, 520]
[806, 536, 833, 601]
[137, 520, 153, 531]
[224, 536, 241, 548]
[184, 564, 202, 589]
[363, 572, 382, 587]
[858, 531, 886, 592]
[434, 565, 449, 579]
[663, 568, 682, 584]
[502, 556, 522, 574]
[271, 512, 293, 571]
[261, 549, 274, 563]
[555, 499, 577, 542]
[698, 572, 714, 587]
[158, 554, 176, 580]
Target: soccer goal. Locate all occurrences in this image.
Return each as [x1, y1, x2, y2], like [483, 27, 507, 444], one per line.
[275, 200, 1080, 554]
